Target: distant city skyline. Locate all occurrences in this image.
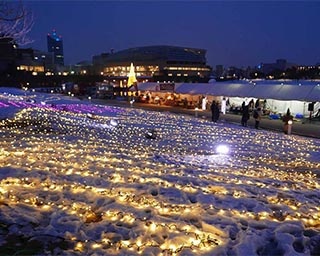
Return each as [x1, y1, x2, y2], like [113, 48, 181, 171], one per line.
[25, 1, 320, 68]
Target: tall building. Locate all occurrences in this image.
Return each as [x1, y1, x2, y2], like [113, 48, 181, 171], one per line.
[47, 30, 64, 66]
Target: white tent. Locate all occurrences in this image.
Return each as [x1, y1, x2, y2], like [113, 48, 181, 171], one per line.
[307, 84, 320, 102]
[134, 82, 184, 92]
[176, 83, 212, 95]
[135, 79, 320, 115]
[207, 81, 255, 98]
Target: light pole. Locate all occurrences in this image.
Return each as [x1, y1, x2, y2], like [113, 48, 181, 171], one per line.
[195, 107, 199, 117]
[287, 120, 293, 135]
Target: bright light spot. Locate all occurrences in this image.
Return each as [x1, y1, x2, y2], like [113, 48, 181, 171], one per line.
[75, 242, 84, 251]
[216, 144, 230, 155]
[110, 119, 118, 127]
[91, 243, 101, 249]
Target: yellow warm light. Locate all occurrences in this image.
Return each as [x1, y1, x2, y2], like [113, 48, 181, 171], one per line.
[75, 242, 84, 251]
[0, 100, 318, 255]
[92, 243, 102, 249]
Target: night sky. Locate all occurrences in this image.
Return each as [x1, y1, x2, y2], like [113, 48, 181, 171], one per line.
[25, 1, 320, 68]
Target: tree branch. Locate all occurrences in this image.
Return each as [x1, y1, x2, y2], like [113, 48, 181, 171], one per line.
[0, 0, 34, 45]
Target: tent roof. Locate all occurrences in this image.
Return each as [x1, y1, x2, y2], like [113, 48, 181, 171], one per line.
[176, 83, 212, 95]
[307, 84, 320, 102]
[206, 81, 255, 97]
[136, 80, 320, 101]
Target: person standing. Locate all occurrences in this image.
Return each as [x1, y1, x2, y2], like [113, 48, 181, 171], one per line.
[241, 103, 250, 127]
[210, 101, 220, 122]
[282, 108, 293, 134]
[255, 98, 261, 109]
[202, 96, 207, 110]
[253, 106, 262, 129]
[221, 97, 227, 114]
[249, 99, 254, 111]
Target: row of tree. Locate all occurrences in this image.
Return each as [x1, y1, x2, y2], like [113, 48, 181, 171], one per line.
[248, 67, 320, 80]
[219, 67, 320, 81]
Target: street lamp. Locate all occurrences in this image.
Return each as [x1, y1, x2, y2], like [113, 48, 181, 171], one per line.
[195, 107, 199, 117]
[287, 120, 293, 135]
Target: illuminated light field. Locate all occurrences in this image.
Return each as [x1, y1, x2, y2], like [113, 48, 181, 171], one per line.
[0, 91, 319, 255]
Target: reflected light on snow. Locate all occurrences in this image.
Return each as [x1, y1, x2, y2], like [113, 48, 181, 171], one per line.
[215, 144, 230, 155]
[110, 119, 118, 127]
[0, 89, 319, 255]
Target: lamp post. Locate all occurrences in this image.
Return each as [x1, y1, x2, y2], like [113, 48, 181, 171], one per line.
[195, 107, 199, 117]
[287, 120, 293, 135]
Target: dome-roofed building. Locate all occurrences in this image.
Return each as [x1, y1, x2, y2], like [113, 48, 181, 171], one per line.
[93, 45, 212, 84]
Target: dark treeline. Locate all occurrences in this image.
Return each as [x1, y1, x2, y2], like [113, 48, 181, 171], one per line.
[0, 73, 104, 88]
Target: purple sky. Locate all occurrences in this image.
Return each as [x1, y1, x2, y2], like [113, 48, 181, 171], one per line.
[25, 1, 320, 68]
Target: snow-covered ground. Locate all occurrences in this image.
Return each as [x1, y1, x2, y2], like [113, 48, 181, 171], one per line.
[0, 87, 319, 255]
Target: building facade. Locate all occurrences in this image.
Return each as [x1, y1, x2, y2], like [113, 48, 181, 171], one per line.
[47, 30, 64, 67]
[15, 48, 44, 74]
[260, 59, 296, 75]
[33, 50, 54, 72]
[93, 45, 212, 85]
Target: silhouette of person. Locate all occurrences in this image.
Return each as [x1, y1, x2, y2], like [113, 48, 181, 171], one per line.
[241, 103, 250, 127]
[254, 107, 262, 129]
[282, 108, 293, 134]
[210, 101, 220, 122]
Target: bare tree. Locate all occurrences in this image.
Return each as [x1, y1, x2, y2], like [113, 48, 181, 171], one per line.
[0, 0, 33, 46]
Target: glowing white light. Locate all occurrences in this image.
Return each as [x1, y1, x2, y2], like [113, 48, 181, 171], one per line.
[110, 119, 118, 127]
[288, 120, 293, 125]
[216, 144, 230, 155]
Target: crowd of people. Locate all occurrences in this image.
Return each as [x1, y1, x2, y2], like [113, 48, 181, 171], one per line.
[210, 98, 294, 134]
[133, 93, 304, 134]
[210, 98, 264, 129]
